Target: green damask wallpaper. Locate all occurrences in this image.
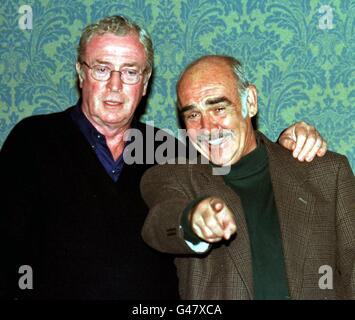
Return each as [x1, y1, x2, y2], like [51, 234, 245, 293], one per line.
[0, 0, 354, 169]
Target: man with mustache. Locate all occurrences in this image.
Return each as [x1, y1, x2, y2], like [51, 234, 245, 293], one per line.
[140, 55, 355, 299]
[0, 15, 328, 299]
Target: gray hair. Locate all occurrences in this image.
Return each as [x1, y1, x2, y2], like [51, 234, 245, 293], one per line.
[226, 56, 250, 95]
[77, 15, 154, 75]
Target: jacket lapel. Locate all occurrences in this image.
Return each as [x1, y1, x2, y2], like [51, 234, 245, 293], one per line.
[223, 185, 254, 299]
[263, 137, 316, 299]
[188, 133, 316, 299]
[191, 166, 254, 299]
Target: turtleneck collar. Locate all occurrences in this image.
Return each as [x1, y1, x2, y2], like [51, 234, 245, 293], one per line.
[224, 137, 269, 180]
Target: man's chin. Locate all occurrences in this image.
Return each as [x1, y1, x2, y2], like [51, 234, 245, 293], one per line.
[209, 147, 242, 167]
[193, 143, 230, 165]
[210, 157, 232, 167]
[199, 150, 233, 167]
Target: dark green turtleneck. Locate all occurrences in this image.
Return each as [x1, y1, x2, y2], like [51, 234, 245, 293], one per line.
[224, 139, 290, 300]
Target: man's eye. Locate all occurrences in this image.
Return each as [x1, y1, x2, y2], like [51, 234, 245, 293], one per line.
[215, 106, 226, 113]
[123, 69, 139, 76]
[186, 113, 199, 120]
[95, 66, 110, 74]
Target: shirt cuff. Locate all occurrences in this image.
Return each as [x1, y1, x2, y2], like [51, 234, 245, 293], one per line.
[180, 196, 211, 253]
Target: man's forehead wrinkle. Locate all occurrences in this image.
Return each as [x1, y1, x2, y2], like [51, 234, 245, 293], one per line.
[84, 34, 147, 66]
[205, 96, 231, 105]
[181, 95, 228, 113]
[179, 85, 229, 112]
[190, 85, 228, 102]
[180, 104, 196, 113]
[93, 59, 140, 70]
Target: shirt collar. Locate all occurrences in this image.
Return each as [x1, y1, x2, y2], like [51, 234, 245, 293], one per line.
[70, 101, 103, 149]
[70, 101, 139, 149]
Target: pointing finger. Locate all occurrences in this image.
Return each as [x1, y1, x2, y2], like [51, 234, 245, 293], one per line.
[209, 198, 224, 212]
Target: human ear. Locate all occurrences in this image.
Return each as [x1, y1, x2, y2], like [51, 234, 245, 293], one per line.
[76, 62, 84, 88]
[246, 86, 258, 118]
[142, 71, 152, 96]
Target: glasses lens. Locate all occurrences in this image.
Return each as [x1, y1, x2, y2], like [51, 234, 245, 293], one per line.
[87, 64, 142, 84]
[121, 69, 140, 84]
[92, 65, 111, 81]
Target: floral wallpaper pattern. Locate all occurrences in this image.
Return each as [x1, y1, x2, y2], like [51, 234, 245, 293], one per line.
[0, 0, 354, 169]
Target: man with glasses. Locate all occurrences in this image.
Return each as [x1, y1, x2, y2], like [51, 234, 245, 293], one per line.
[1, 16, 328, 299]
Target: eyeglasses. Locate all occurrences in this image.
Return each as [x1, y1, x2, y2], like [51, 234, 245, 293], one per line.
[81, 61, 144, 84]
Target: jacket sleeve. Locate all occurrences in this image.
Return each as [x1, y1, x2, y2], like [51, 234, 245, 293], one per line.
[335, 155, 355, 299]
[140, 163, 210, 255]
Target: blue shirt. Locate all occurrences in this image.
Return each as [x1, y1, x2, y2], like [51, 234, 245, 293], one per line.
[70, 103, 126, 182]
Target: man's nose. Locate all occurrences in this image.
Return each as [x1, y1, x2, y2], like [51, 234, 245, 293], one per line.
[107, 71, 123, 92]
[201, 114, 219, 130]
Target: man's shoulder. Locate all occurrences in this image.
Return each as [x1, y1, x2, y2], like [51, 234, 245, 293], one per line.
[1, 106, 76, 152]
[260, 132, 352, 180]
[13, 106, 74, 131]
[143, 158, 212, 186]
[299, 150, 352, 181]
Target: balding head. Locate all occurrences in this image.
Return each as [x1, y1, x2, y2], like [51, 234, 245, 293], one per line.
[177, 55, 249, 107]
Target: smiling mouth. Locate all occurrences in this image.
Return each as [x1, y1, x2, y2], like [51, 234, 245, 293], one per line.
[197, 132, 234, 147]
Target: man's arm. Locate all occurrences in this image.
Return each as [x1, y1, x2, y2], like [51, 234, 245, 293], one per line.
[278, 121, 327, 161]
[335, 156, 355, 299]
[140, 164, 211, 255]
